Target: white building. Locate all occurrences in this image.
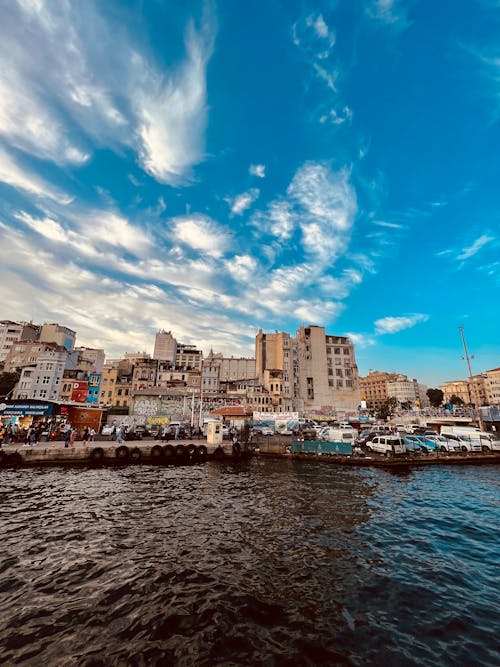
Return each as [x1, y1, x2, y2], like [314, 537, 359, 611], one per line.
[15, 349, 68, 401]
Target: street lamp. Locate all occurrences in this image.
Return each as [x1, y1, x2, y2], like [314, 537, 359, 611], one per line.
[459, 326, 485, 432]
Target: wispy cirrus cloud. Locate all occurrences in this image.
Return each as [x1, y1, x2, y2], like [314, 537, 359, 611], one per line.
[375, 313, 429, 334]
[0, 147, 73, 204]
[0, 1, 215, 186]
[365, 0, 411, 29]
[437, 233, 496, 263]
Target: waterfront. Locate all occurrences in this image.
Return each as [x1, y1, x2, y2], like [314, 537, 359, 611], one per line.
[0, 460, 498, 666]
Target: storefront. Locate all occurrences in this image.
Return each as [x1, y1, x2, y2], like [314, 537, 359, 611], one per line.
[0, 400, 59, 441]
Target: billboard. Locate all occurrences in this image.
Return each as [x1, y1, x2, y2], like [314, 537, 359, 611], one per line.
[71, 381, 89, 403]
[67, 407, 102, 432]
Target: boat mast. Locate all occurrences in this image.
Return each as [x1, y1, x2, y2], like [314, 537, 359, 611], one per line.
[459, 326, 485, 432]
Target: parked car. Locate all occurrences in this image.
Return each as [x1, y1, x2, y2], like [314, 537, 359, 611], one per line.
[403, 437, 424, 454]
[365, 435, 406, 457]
[426, 435, 462, 453]
[440, 432, 482, 452]
[252, 425, 274, 436]
[407, 435, 439, 453]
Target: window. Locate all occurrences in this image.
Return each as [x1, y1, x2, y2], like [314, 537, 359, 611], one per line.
[343, 348, 350, 355]
[328, 379, 334, 387]
[336, 369, 342, 377]
[334, 348, 340, 354]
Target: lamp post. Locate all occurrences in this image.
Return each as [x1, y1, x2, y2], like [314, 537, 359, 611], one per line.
[459, 326, 485, 432]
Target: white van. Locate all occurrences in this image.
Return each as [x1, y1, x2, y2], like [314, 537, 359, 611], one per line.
[319, 428, 356, 444]
[441, 427, 493, 451]
[366, 435, 406, 457]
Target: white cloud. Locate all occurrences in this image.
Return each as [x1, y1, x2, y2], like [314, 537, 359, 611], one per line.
[287, 162, 357, 265]
[345, 332, 376, 348]
[0, 147, 72, 204]
[227, 189, 260, 216]
[136, 18, 215, 184]
[171, 214, 232, 258]
[319, 106, 353, 125]
[375, 313, 429, 334]
[366, 0, 410, 29]
[249, 164, 266, 178]
[457, 234, 494, 260]
[0, 2, 215, 185]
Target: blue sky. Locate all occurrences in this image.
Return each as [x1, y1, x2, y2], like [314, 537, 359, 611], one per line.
[0, 0, 498, 386]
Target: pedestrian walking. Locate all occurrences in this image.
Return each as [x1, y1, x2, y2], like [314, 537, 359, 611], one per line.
[69, 428, 76, 446]
[89, 427, 95, 442]
[64, 423, 72, 448]
[116, 426, 124, 443]
[82, 427, 90, 445]
[29, 429, 37, 446]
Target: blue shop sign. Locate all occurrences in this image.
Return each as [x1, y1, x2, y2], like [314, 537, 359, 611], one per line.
[0, 402, 54, 416]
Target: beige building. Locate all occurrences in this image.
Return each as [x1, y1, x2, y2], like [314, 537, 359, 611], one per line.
[74, 346, 105, 373]
[39, 323, 76, 351]
[0, 320, 39, 363]
[484, 367, 500, 404]
[202, 351, 256, 394]
[254, 325, 360, 415]
[153, 330, 177, 362]
[359, 371, 399, 409]
[4, 340, 64, 374]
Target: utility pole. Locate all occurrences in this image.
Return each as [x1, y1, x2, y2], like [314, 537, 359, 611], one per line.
[459, 326, 485, 432]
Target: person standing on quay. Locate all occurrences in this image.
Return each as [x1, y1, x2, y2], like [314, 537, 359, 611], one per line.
[82, 426, 90, 445]
[69, 427, 76, 446]
[64, 423, 72, 448]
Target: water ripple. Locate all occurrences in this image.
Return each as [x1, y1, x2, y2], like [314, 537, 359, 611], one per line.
[0, 460, 499, 665]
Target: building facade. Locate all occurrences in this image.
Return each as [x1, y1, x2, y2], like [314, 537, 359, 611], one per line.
[254, 325, 360, 415]
[0, 320, 40, 363]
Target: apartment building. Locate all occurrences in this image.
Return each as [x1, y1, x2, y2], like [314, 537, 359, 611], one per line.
[0, 320, 40, 363]
[15, 348, 68, 401]
[254, 325, 360, 414]
[484, 368, 500, 404]
[39, 323, 76, 351]
[74, 346, 105, 373]
[153, 330, 177, 362]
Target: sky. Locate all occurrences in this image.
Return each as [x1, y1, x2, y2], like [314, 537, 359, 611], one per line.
[0, 0, 499, 387]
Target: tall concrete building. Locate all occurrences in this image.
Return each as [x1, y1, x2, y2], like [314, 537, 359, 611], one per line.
[0, 320, 40, 363]
[39, 323, 76, 351]
[254, 325, 359, 414]
[153, 330, 177, 362]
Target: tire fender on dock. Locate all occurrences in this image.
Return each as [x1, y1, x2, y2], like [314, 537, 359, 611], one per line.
[89, 447, 105, 462]
[175, 444, 186, 456]
[163, 444, 175, 459]
[6, 452, 23, 467]
[197, 445, 208, 460]
[130, 447, 142, 461]
[150, 445, 163, 461]
[115, 445, 130, 460]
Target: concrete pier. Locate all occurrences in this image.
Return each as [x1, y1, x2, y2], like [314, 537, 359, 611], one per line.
[0, 439, 248, 467]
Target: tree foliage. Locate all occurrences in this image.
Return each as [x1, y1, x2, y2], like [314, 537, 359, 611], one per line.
[449, 394, 465, 405]
[0, 372, 20, 398]
[426, 388, 444, 407]
[375, 397, 398, 421]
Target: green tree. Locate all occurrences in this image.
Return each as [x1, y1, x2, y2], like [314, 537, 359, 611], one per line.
[375, 397, 398, 421]
[0, 371, 20, 398]
[449, 394, 464, 405]
[426, 388, 444, 407]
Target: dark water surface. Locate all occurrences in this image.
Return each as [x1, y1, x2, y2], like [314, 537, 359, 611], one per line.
[0, 459, 498, 666]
